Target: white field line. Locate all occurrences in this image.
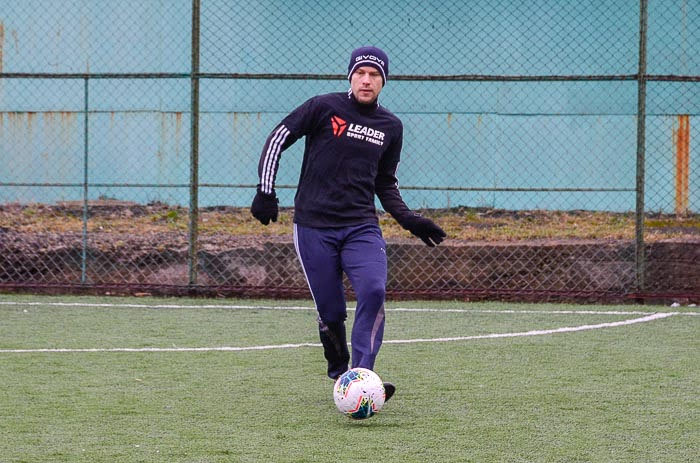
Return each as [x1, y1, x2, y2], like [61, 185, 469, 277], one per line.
[0, 311, 678, 354]
[0, 343, 323, 354]
[1, 300, 698, 316]
[384, 312, 676, 345]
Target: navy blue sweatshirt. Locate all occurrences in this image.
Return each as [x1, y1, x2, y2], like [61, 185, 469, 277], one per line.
[257, 90, 414, 228]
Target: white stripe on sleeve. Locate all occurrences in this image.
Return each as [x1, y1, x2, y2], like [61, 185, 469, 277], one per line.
[260, 125, 290, 194]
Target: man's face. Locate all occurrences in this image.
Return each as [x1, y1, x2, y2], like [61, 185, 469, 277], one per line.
[350, 66, 384, 104]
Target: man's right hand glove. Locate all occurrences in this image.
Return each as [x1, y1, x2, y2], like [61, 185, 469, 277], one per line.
[250, 186, 279, 225]
[402, 214, 447, 247]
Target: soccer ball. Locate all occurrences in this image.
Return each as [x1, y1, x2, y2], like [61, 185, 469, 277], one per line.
[333, 368, 386, 419]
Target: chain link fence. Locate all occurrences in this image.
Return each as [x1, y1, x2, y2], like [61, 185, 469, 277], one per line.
[1, 0, 698, 301]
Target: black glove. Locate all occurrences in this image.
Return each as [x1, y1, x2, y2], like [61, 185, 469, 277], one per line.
[250, 186, 278, 225]
[403, 214, 446, 247]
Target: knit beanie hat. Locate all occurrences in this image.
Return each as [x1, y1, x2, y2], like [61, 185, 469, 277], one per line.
[347, 46, 389, 85]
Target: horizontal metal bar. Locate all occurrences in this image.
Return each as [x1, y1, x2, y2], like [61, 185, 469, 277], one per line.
[0, 182, 191, 188]
[646, 74, 700, 82]
[3, 72, 696, 82]
[0, 182, 635, 193]
[273, 184, 636, 193]
[0, 73, 190, 79]
[3, 281, 695, 303]
[399, 186, 636, 192]
[197, 73, 642, 82]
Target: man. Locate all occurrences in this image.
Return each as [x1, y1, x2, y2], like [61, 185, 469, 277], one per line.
[251, 46, 446, 401]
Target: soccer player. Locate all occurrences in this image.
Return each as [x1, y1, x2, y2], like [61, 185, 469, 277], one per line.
[251, 46, 446, 401]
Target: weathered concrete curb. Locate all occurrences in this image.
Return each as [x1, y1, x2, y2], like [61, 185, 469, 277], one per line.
[2, 232, 697, 302]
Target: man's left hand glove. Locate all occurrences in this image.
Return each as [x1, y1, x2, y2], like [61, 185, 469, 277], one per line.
[250, 186, 279, 225]
[403, 214, 447, 247]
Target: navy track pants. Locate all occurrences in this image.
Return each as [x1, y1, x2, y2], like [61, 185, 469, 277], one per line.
[293, 222, 387, 378]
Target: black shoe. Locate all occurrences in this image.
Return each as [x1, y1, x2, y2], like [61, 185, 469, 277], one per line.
[383, 382, 396, 402]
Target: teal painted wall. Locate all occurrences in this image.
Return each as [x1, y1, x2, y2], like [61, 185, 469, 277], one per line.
[0, 0, 697, 212]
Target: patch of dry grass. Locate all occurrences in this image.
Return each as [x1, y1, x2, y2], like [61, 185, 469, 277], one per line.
[1, 202, 698, 242]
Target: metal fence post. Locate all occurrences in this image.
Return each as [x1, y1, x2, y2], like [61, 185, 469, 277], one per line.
[635, 0, 649, 296]
[81, 77, 89, 284]
[188, 0, 201, 286]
